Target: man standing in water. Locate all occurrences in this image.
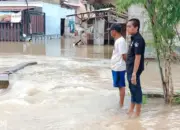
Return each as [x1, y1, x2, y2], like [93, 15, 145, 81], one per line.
[126, 19, 146, 117]
[110, 23, 127, 108]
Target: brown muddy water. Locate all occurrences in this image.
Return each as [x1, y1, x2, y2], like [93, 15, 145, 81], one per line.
[0, 38, 180, 130]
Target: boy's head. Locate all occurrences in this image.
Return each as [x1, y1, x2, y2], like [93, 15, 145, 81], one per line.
[109, 23, 122, 38]
[126, 18, 140, 35]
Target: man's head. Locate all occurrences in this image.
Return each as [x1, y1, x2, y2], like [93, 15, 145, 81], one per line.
[126, 18, 140, 35]
[109, 23, 122, 39]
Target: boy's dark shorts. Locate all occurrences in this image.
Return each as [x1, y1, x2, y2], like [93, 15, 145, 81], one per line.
[127, 73, 142, 104]
[112, 70, 126, 88]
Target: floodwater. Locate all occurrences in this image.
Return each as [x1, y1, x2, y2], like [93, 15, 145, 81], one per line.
[0, 38, 180, 130]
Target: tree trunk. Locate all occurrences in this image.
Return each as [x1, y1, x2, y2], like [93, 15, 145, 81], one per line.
[156, 50, 174, 104]
[154, 38, 174, 104]
[164, 50, 174, 104]
[156, 48, 167, 101]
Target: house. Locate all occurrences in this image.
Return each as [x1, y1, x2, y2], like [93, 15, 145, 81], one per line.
[0, 1, 44, 41]
[0, 0, 75, 41]
[42, 2, 75, 35]
[61, 0, 127, 45]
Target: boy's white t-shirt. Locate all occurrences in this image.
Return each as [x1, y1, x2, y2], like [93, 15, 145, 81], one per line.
[111, 37, 127, 71]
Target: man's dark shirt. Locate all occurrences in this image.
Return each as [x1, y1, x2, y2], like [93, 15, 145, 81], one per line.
[126, 32, 146, 75]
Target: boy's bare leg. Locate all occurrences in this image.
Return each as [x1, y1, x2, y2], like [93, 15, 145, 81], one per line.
[119, 87, 125, 108]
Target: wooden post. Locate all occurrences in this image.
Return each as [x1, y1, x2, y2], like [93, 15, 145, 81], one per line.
[94, 13, 97, 45]
[107, 12, 110, 58]
[108, 12, 110, 45]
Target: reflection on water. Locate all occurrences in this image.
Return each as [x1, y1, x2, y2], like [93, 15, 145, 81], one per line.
[0, 39, 180, 130]
[0, 38, 113, 58]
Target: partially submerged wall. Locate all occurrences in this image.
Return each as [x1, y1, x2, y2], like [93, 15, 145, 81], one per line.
[42, 3, 75, 35]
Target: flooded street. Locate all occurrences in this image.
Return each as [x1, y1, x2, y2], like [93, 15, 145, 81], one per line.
[0, 39, 180, 130]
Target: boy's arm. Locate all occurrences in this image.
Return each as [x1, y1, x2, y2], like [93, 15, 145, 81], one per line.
[122, 54, 127, 61]
[118, 39, 127, 62]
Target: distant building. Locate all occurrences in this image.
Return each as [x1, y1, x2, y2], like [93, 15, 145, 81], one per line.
[61, 0, 127, 45]
[0, 1, 75, 41]
[60, 0, 180, 47]
[0, 0, 61, 5]
[0, 1, 44, 41]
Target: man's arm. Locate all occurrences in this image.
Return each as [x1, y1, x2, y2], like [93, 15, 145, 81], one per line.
[132, 55, 141, 75]
[131, 39, 143, 85]
[133, 39, 143, 75]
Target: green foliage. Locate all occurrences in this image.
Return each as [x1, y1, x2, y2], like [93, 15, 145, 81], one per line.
[145, 40, 154, 47]
[116, 0, 145, 11]
[173, 96, 180, 104]
[173, 92, 180, 104]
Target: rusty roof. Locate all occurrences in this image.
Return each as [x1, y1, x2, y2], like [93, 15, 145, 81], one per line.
[66, 8, 128, 19]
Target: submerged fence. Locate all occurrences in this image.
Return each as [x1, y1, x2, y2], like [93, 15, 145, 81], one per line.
[0, 10, 45, 42]
[0, 23, 21, 42]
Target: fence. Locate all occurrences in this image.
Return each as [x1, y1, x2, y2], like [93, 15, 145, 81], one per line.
[22, 10, 45, 35]
[31, 34, 61, 42]
[0, 10, 46, 42]
[0, 23, 21, 42]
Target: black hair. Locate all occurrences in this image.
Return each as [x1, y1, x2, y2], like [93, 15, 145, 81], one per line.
[110, 23, 122, 34]
[128, 18, 140, 32]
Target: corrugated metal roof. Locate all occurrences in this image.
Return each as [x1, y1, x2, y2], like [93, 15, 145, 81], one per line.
[0, 6, 35, 11]
[63, 2, 80, 7]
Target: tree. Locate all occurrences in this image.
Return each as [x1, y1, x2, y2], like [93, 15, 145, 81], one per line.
[116, 0, 180, 104]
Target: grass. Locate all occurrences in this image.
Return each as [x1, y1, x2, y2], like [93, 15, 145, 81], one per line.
[142, 95, 148, 104]
[173, 92, 180, 104]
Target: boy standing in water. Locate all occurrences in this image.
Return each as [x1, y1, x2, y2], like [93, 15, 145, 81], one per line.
[110, 23, 127, 108]
[126, 19, 145, 117]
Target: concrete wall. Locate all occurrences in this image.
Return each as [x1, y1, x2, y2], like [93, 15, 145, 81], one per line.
[128, 5, 180, 47]
[42, 3, 75, 35]
[128, 5, 153, 42]
[93, 19, 105, 45]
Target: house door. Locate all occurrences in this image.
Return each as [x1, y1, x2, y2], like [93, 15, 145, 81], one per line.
[61, 18, 65, 36]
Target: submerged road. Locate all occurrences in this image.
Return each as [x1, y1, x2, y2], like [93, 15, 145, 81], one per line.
[0, 54, 179, 130]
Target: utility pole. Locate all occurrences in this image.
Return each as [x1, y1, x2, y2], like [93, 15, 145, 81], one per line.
[25, 0, 29, 35]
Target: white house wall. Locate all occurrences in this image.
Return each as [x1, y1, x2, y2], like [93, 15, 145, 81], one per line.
[93, 19, 105, 45]
[128, 5, 180, 47]
[128, 5, 153, 42]
[42, 3, 75, 35]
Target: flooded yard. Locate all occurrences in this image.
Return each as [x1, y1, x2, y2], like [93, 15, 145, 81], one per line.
[0, 38, 180, 130]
